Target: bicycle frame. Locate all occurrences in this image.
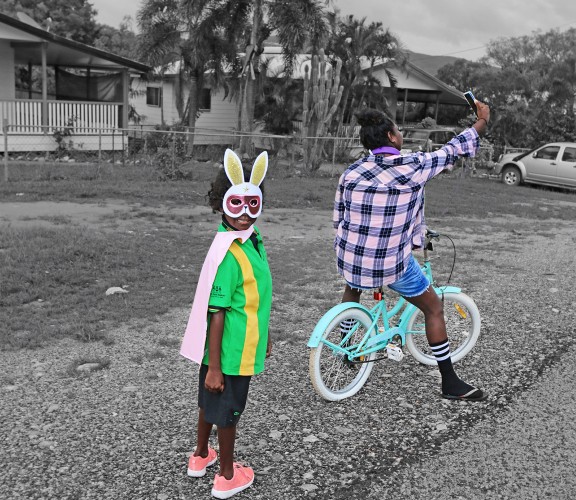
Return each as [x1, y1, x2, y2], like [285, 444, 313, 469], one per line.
[307, 244, 462, 359]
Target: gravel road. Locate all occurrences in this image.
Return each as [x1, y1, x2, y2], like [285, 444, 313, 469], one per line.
[2, 202, 576, 499]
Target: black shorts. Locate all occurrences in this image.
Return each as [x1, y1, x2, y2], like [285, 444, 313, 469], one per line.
[197, 364, 251, 428]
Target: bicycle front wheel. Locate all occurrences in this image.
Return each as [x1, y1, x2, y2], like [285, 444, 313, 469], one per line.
[309, 307, 376, 401]
[405, 292, 481, 366]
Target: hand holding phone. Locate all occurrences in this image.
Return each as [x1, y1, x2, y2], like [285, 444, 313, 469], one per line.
[464, 90, 478, 115]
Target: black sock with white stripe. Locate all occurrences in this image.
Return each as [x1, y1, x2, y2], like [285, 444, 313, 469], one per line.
[430, 339, 474, 396]
[340, 319, 356, 342]
[339, 319, 358, 367]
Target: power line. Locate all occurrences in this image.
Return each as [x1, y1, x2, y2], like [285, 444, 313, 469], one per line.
[409, 19, 576, 62]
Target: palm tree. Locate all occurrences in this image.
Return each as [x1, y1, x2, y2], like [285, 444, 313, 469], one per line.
[235, 0, 331, 155]
[326, 15, 405, 130]
[137, 0, 250, 153]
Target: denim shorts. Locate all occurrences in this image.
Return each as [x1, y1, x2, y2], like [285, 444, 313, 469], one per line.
[387, 255, 430, 298]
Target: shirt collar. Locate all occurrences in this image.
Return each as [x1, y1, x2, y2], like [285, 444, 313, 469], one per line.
[221, 214, 238, 231]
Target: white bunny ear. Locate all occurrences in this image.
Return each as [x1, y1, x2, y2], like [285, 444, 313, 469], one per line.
[250, 151, 268, 187]
[223, 149, 245, 186]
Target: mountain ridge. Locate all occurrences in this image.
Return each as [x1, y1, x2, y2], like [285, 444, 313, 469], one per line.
[407, 51, 464, 77]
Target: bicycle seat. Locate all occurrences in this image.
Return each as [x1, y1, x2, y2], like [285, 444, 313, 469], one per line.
[426, 229, 440, 239]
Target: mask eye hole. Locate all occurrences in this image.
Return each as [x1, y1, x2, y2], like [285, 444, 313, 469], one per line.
[230, 198, 242, 206]
[249, 199, 259, 207]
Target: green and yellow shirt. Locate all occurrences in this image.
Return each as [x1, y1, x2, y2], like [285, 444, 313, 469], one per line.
[203, 223, 272, 375]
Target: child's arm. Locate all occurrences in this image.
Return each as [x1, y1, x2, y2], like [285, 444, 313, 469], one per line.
[266, 336, 272, 357]
[205, 310, 226, 392]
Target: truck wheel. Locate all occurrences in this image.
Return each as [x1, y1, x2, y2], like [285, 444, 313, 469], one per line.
[501, 166, 521, 186]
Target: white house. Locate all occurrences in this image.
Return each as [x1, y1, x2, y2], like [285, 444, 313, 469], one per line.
[129, 45, 467, 144]
[0, 12, 149, 152]
[130, 67, 238, 145]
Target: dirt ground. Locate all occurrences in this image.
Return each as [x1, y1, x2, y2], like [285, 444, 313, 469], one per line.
[2, 198, 576, 499]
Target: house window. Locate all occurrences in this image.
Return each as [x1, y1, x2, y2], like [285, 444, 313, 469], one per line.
[199, 88, 211, 111]
[146, 87, 162, 107]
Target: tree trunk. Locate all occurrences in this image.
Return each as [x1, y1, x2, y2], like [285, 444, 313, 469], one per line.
[239, 0, 262, 156]
[160, 74, 165, 126]
[187, 72, 199, 156]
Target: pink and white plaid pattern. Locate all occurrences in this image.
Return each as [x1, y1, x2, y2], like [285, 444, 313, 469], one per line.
[334, 127, 480, 289]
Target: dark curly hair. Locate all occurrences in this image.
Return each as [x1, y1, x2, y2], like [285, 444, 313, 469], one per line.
[355, 108, 397, 150]
[207, 165, 265, 212]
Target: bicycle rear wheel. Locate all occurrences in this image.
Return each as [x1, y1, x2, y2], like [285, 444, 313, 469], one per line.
[405, 292, 480, 366]
[309, 307, 376, 401]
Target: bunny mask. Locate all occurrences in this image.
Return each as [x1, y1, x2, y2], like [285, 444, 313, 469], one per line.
[222, 149, 268, 219]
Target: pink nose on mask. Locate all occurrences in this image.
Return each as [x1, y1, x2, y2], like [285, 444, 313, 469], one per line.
[226, 195, 261, 216]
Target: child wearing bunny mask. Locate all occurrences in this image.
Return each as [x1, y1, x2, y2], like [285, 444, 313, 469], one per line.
[180, 149, 272, 499]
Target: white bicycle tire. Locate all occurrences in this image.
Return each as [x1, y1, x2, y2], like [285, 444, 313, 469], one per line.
[405, 292, 481, 366]
[309, 307, 376, 401]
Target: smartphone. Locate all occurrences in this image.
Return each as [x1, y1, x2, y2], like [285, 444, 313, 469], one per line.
[464, 90, 478, 115]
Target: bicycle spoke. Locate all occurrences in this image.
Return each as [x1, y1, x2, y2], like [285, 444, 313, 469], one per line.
[317, 316, 369, 394]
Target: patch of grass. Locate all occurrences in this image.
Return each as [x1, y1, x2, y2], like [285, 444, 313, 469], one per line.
[1, 165, 575, 352]
[0, 224, 209, 350]
[2, 162, 575, 219]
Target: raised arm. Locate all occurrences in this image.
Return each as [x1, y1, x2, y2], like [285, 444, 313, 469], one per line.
[471, 100, 491, 136]
[415, 99, 491, 182]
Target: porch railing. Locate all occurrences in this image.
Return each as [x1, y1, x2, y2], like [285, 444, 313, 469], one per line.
[0, 99, 121, 133]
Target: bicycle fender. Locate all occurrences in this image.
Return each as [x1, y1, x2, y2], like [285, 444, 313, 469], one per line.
[434, 285, 461, 295]
[307, 302, 373, 348]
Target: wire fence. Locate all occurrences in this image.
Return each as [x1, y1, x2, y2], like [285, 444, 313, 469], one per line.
[1, 121, 496, 182]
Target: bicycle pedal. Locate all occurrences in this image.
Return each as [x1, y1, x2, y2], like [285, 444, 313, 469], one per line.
[386, 345, 404, 362]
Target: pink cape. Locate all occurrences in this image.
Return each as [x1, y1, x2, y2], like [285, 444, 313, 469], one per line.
[180, 227, 254, 364]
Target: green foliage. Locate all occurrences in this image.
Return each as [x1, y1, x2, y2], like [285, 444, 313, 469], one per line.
[137, 0, 247, 151]
[52, 116, 76, 154]
[93, 16, 139, 60]
[254, 74, 302, 134]
[437, 28, 576, 149]
[326, 15, 405, 125]
[419, 117, 437, 129]
[0, 0, 99, 45]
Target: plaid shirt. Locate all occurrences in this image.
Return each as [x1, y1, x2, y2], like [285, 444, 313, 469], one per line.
[334, 127, 480, 289]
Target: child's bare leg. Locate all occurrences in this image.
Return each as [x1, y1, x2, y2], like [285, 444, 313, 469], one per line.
[217, 425, 236, 480]
[404, 286, 485, 400]
[342, 284, 362, 303]
[194, 408, 213, 457]
[402, 286, 446, 344]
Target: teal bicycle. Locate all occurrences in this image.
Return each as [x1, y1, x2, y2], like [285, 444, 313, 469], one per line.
[307, 230, 481, 401]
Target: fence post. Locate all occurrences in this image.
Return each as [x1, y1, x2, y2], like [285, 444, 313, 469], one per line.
[112, 129, 115, 165]
[332, 138, 336, 168]
[122, 129, 125, 167]
[171, 131, 176, 175]
[3, 118, 8, 183]
[98, 128, 102, 169]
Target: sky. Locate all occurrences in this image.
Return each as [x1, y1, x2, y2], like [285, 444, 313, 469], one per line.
[91, 0, 576, 61]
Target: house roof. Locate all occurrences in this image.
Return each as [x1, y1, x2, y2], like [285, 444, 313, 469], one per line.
[262, 47, 466, 105]
[0, 12, 149, 72]
[370, 58, 466, 106]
